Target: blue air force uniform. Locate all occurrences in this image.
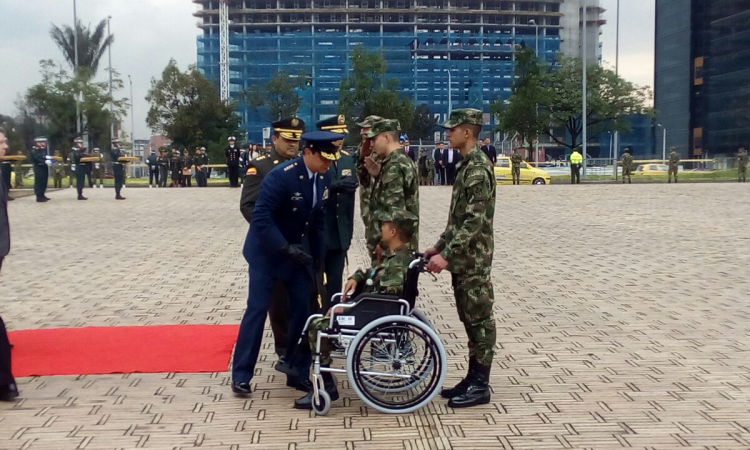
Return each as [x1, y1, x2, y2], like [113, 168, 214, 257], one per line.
[231, 131, 343, 392]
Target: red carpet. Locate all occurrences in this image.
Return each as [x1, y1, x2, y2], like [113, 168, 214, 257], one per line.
[9, 325, 239, 377]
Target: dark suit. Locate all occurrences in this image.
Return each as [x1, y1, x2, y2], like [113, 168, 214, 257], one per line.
[323, 150, 357, 310]
[233, 157, 331, 383]
[0, 178, 15, 388]
[433, 148, 446, 185]
[481, 145, 497, 165]
[404, 146, 417, 162]
[445, 148, 462, 185]
[146, 154, 159, 186]
[30, 147, 49, 200]
[240, 148, 295, 356]
[226, 146, 242, 187]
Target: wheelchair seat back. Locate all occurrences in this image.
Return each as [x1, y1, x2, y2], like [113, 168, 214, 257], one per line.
[333, 294, 407, 331]
[402, 258, 423, 309]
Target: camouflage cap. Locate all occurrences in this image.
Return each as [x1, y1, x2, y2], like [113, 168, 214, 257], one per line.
[356, 115, 384, 128]
[378, 209, 418, 236]
[623, 147, 631, 153]
[440, 108, 484, 129]
[364, 119, 401, 139]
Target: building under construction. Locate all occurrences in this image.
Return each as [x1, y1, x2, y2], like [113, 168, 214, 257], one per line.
[194, 0, 604, 142]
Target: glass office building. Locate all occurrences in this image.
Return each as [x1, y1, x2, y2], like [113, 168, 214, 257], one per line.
[194, 0, 567, 142]
[655, 1, 750, 157]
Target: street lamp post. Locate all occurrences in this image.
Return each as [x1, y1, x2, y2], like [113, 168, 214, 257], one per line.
[128, 75, 134, 151]
[73, 0, 81, 135]
[581, 0, 588, 177]
[613, 0, 620, 180]
[529, 19, 540, 166]
[107, 16, 114, 139]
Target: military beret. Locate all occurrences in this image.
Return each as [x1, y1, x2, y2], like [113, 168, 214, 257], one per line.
[272, 117, 305, 141]
[356, 115, 384, 128]
[302, 131, 345, 161]
[440, 108, 484, 129]
[378, 210, 418, 236]
[364, 119, 401, 139]
[317, 115, 348, 134]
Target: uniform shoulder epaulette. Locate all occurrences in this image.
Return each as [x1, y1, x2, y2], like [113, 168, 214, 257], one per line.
[341, 150, 350, 156]
[283, 162, 297, 171]
[256, 155, 267, 161]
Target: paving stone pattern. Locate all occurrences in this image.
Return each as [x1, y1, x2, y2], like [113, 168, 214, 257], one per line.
[1, 184, 749, 449]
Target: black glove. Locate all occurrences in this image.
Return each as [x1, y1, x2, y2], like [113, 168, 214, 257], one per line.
[279, 244, 313, 266]
[331, 177, 359, 194]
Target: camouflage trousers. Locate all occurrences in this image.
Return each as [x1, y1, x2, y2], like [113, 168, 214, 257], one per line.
[668, 166, 678, 182]
[308, 316, 333, 366]
[739, 166, 747, 182]
[512, 166, 521, 185]
[451, 273, 496, 366]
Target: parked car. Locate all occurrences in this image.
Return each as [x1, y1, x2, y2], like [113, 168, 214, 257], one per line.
[494, 157, 551, 185]
[634, 164, 669, 175]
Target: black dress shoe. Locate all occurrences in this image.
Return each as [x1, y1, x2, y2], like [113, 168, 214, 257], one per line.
[231, 381, 251, 395]
[287, 377, 313, 392]
[6, 197, 13, 201]
[78, 196, 88, 201]
[36, 197, 49, 203]
[0, 384, 19, 402]
[43, 196, 51, 201]
[293, 373, 339, 410]
[440, 358, 476, 399]
[116, 195, 126, 200]
[448, 364, 491, 408]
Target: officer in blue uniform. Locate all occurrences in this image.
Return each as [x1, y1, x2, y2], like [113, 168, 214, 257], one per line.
[30, 137, 51, 203]
[231, 131, 342, 395]
[316, 115, 358, 310]
[110, 139, 126, 200]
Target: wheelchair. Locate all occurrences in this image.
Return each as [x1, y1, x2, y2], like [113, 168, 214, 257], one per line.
[300, 253, 447, 415]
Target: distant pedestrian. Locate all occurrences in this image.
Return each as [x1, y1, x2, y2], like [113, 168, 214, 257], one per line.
[481, 138, 497, 166]
[511, 150, 523, 185]
[157, 149, 169, 187]
[90, 149, 104, 189]
[52, 151, 65, 188]
[418, 147, 433, 186]
[737, 147, 747, 183]
[569, 148, 583, 184]
[170, 149, 182, 187]
[621, 148, 633, 184]
[668, 147, 679, 183]
[181, 149, 193, 187]
[147, 149, 159, 188]
[433, 142, 446, 185]
[225, 137, 241, 188]
[445, 146, 461, 185]
[194, 147, 209, 187]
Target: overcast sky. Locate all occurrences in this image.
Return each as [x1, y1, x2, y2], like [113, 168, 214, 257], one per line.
[0, 0, 655, 140]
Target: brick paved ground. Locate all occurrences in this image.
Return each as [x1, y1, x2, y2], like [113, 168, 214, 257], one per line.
[1, 184, 749, 450]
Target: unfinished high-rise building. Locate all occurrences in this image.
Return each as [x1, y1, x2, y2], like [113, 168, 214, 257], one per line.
[194, 0, 604, 141]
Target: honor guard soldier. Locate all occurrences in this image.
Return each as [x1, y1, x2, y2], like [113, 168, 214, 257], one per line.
[90, 149, 104, 188]
[110, 139, 126, 200]
[231, 130, 341, 396]
[239, 116, 305, 361]
[147, 149, 159, 188]
[30, 137, 51, 202]
[157, 148, 169, 187]
[225, 136, 242, 187]
[317, 115, 358, 310]
[194, 147, 209, 187]
[424, 109, 496, 408]
[71, 137, 90, 200]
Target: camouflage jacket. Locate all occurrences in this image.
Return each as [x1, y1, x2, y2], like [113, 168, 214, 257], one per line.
[368, 147, 419, 250]
[510, 153, 523, 167]
[668, 151, 680, 167]
[356, 140, 377, 227]
[350, 244, 413, 297]
[435, 144, 496, 277]
[622, 153, 633, 168]
[739, 150, 748, 168]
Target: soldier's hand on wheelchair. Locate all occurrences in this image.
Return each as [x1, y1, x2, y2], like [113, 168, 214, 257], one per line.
[422, 247, 439, 260]
[426, 254, 448, 274]
[341, 279, 357, 302]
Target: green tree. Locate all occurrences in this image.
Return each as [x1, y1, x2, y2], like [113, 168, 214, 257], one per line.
[146, 59, 242, 162]
[491, 47, 549, 157]
[338, 46, 414, 145]
[50, 19, 114, 77]
[0, 115, 27, 155]
[24, 60, 127, 157]
[244, 71, 307, 121]
[407, 104, 437, 142]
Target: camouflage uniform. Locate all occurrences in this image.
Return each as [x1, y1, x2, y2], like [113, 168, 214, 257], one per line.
[738, 148, 747, 183]
[510, 152, 523, 185]
[13, 160, 24, 189]
[668, 148, 680, 183]
[52, 155, 65, 188]
[365, 120, 419, 264]
[434, 109, 496, 367]
[355, 115, 383, 229]
[308, 212, 416, 366]
[621, 150, 634, 184]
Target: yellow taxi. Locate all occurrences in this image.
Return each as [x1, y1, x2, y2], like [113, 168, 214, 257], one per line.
[633, 164, 669, 175]
[494, 156, 551, 185]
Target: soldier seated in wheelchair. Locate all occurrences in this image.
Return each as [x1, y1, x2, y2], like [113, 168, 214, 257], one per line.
[294, 210, 418, 409]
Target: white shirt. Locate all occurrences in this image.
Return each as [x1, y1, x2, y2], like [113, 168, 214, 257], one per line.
[448, 149, 454, 164]
[307, 167, 317, 207]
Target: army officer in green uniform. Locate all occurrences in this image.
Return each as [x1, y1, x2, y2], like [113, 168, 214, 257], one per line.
[30, 137, 51, 202]
[317, 115, 358, 310]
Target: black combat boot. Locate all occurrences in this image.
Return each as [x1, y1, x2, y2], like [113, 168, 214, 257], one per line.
[448, 363, 491, 408]
[294, 371, 339, 410]
[440, 358, 476, 399]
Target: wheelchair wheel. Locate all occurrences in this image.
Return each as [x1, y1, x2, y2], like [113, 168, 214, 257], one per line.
[312, 390, 331, 416]
[410, 308, 434, 331]
[346, 316, 446, 414]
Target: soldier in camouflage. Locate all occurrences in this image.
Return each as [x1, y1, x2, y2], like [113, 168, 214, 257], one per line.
[355, 115, 383, 230]
[424, 108, 496, 409]
[295, 210, 417, 410]
[510, 150, 523, 185]
[738, 147, 747, 183]
[621, 148, 634, 184]
[365, 119, 419, 265]
[668, 147, 680, 183]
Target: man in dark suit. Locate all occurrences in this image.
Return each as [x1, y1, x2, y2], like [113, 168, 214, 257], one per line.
[231, 131, 341, 396]
[445, 146, 462, 185]
[403, 139, 417, 162]
[433, 142, 447, 185]
[481, 138, 497, 166]
[0, 127, 18, 402]
[239, 117, 305, 363]
[316, 115, 358, 311]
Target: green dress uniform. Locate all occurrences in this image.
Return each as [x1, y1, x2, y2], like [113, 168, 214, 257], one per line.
[364, 119, 420, 266]
[621, 150, 634, 184]
[52, 157, 65, 188]
[434, 109, 497, 408]
[668, 148, 680, 183]
[110, 142, 126, 199]
[738, 148, 747, 183]
[511, 152, 523, 185]
[71, 145, 89, 200]
[90, 152, 104, 188]
[30, 145, 50, 202]
[239, 117, 305, 358]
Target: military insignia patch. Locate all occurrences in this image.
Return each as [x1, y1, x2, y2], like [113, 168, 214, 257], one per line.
[322, 187, 329, 200]
[338, 115, 345, 125]
[342, 169, 352, 177]
[292, 118, 300, 127]
[246, 167, 257, 175]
